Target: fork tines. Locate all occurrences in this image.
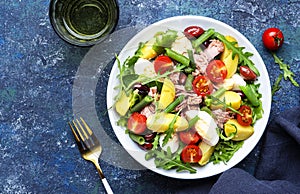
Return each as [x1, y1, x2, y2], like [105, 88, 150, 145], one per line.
[68, 117, 99, 151]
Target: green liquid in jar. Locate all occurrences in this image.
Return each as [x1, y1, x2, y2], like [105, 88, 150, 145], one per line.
[64, 0, 109, 37]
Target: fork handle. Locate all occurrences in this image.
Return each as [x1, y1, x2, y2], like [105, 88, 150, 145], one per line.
[101, 177, 114, 194]
[94, 162, 114, 194]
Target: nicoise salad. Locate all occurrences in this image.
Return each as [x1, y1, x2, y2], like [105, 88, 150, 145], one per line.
[113, 25, 263, 173]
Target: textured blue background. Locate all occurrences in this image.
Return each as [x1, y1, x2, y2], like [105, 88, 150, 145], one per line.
[0, 0, 299, 193]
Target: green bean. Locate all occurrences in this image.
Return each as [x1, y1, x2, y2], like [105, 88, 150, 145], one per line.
[193, 28, 215, 48]
[165, 48, 190, 66]
[187, 49, 196, 68]
[184, 67, 194, 74]
[212, 87, 226, 98]
[130, 95, 154, 113]
[205, 87, 226, 106]
[129, 132, 145, 145]
[188, 115, 200, 129]
[239, 85, 260, 107]
[164, 95, 185, 113]
[200, 106, 212, 115]
[184, 74, 194, 91]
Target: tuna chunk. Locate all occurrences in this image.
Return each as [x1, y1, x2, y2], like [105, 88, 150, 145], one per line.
[193, 39, 224, 75]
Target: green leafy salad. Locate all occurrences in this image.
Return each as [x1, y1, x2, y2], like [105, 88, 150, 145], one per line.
[112, 25, 264, 173]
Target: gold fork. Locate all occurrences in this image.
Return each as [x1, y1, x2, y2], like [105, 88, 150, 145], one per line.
[68, 117, 114, 194]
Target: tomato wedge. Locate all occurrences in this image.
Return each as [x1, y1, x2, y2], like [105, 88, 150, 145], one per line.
[153, 55, 174, 74]
[192, 75, 213, 96]
[127, 112, 147, 134]
[206, 60, 227, 83]
[236, 105, 253, 126]
[181, 145, 202, 163]
[179, 129, 201, 145]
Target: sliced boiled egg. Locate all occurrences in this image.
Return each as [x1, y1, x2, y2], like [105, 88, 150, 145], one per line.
[159, 133, 179, 153]
[185, 110, 219, 146]
[231, 74, 246, 90]
[171, 32, 193, 57]
[134, 58, 156, 77]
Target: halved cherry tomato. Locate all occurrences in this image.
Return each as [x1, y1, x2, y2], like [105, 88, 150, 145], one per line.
[127, 112, 147, 134]
[192, 75, 213, 96]
[262, 28, 284, 51]
[236, 105, 253, 126]
[153, 55, 174, 74]
[179, 129, 201, 145]
[239, 66, 257, 81]
[206, 60, 227, 83]
[184, 26, 205, 39]
[181, 145, 202, 163]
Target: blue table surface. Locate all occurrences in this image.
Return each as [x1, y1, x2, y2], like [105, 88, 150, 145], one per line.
[1, 0, 299, 193]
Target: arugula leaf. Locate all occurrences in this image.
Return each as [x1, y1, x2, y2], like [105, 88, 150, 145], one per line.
[145, 144, 197, 173]
[206, 95, 241, 115]
[153, 29, 178, 54]
[214, 32, 260, 76]
[210, 140, 244, 164]
[271, 74, 283, 96]
[162, 110, 181, 146]
[272, 53, 299, 87]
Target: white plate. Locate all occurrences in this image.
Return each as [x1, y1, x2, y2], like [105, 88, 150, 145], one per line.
[107, 16, 271, 179]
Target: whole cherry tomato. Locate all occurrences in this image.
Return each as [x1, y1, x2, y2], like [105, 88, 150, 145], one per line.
[239, 66, 257, 81]
[184, 26, 205, 39]
[206, 60, 227, 83]
[262, 28, 284, 51]
[236, 105, 253, 126]
[192, 75, 213, 96]
[181, 145, 202, 163]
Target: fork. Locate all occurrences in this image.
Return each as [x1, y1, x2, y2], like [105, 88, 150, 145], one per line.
[68, 117, 114, 194]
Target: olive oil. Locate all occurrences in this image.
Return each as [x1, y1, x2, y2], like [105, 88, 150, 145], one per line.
[49, 0, 118, 46]
[63, 0, 109, 38]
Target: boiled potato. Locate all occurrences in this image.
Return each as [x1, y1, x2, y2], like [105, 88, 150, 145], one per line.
[139, 38, 157, 60]
[224, 119, 254, 141]
[115, 91, 130, 116]
[146, 112, 188, 133]
[220, 35, 239, 78]
[158, 78, 175, 109]
[198, 141, 215, 166]
[211, 91, 242, 110]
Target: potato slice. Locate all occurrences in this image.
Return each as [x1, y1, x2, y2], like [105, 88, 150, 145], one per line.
[224, 119, 254, 141]
[146, 112, 188, 133]
[220, 35, 239, 78]
[158, 78, 175, 109]
[140, 38, 157, 60]
[211, 91, 242, 110]
[198, 141, 215, 166]
[115, 91, 130, 116]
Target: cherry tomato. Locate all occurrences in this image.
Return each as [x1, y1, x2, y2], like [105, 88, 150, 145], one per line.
[184, 26, 205, 39]
[206, 60, 227, 83]
[181, 145, 202, 163]
[262, 28, 284, 51]
[179, 129, 201, 145]
[192, 75, 213, 96]
[236, 105, 253, 126]
[127, 112, 147, 134]
[153, 55, 174, 74]
[239, 66, 257, 81]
